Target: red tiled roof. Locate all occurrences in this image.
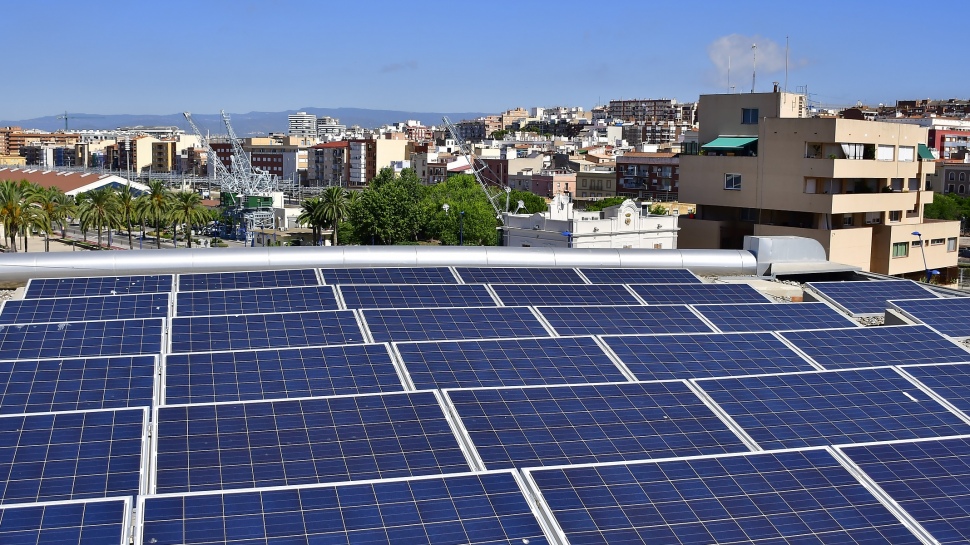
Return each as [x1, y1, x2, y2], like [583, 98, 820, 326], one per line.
[312, 142, 349, 149]
[0, 168, 140, 194]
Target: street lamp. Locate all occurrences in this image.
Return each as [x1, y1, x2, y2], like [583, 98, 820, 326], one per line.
[912, 231, 940, 283]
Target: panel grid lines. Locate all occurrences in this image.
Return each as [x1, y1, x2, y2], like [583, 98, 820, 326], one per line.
[807, 279, 939, 316]
[536, 304, 714, 336]
[629, 283, 770, 305]
[890, 298, 970, 338]
[780, 325, 970, 369]
[454, 268, 585, 285]
[0, 498, 130, 545]
[490, 284, 641, 307]
[320, 267, 458, 285]
[363, 307, 549, 343]
[169, 311, 364, 353]
[174, 286, 339, 317]
[177, 269, 320, 292]
[0, 319, 164, 361]
[692, 302, 858, 333]
[23, 275, 173, 299]
[579, 268, 701, 284]
[339, 284, 497, 310]
[0, 293, 169, 324]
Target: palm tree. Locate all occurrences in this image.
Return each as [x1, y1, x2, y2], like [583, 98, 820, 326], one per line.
[78, 187, 119, 249]
[169, 191, 209, 248]
[29, 186, 74, 252]
[135, 180, 170, 249]
[298, 197, 324, 246]
[116, 183, 138, 250]
[320, 185, 348, 246]
[0, 179, 36, 252]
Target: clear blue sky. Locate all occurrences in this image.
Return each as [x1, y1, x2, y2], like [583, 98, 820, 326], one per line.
[1, 0, 960, 120]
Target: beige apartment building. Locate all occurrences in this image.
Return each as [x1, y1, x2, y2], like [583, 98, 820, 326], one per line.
[680, 90, 958, 278]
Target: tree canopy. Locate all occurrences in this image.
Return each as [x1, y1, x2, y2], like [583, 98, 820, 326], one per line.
[347, 167, 425, 245]
[583, 196, 628, 212]
[421, 174, 499, 246]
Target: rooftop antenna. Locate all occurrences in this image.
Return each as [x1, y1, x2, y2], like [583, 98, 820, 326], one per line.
[727, 55, 731, 93]
[751, 43, 757, 93]
[784, 36, 789, 92]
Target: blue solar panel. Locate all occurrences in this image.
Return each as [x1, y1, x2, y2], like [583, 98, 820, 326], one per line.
[140, 471, 550, 545]
[23, 275, 172, 299]
[890, 298, 970, 338]
[163, 344, 404, 404]
[629, 282, 770, 304]
[602, 332, 816, 380]
[363, 307, 549, 342]
[490, 284, 640, 306]
[0, 319, 164, 361]
[153, 392, 471, 494]
[696, 368, 970, 450]
[0, 498, 130, 545]
[0, 355, 156, 414]
[395, 337, 625, 389]
[840, 436, 970, 545]
[320, 267, 457, 285]
[446, 381, 751, 469]
[0, 408, 146, 504]
[780, 325, 970, 369]
[692, 302, 857, 332]
[902, 363, 970, 415]
[807, 279, 939, 316]
[169, 310, 364, 353]
[455, 267, 585, 284]
[528, 448, 924, 544]
[579, 267, 701, 284]
[174, 286, 339, 317]
[536, 304, 714, 336]
[0, 293, 169, 324]
[178, 269, 319, 291]
[339, 284, 496, 309]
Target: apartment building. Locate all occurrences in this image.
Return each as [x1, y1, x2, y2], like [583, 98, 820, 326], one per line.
[615, 152, 679, 201]
[608, 99, 682, 122]
[931, 160, 970, 196]
[575, 170, 617, 202]
[316, 117, 345, 139]
[288, 112, 317, 138]
[679, 90, 958, 278]
[1, 127, 79, 157]
[532, 169, 576, 198]
[347, 138, 409, 189]
[309, 141, 349, 187]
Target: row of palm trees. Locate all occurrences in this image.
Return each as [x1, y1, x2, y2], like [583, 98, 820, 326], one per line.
[298, 185, 353, 246]
[0, 179, 211, 252]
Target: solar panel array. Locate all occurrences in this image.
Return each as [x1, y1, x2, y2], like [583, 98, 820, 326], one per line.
[6, 266, 970, 544]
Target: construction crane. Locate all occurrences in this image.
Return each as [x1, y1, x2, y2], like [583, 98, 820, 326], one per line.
[220, 110, 276, 195]
[55, 111, 104, 132]
[442, 116, 511, 223]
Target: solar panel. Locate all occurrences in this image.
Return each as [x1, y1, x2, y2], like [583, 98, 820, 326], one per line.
[395, 337, 626, 389]
[163, 344, 404, 405]
[0, 319, 164, 361]
[628, 282, 770, 304]
[363, 307, 549, 343]
[169, 310, 364, 353]
[807, 279, 939, 316]
[602, 332, 816, 380]
[445, 381, 751, 469]
[454, 267, 585, 284]
[527, 448, 924, 544]
[780, 325, 970, 369]
[0, 355, 156, 415]
[890, 298, 970, 338]
[536, 304, 714, 336]
[139, 471, 551, 545]
[23, 275, 172, 299]
[152, 391, 471, 494]
[0, 293, 169, 324]
[0, 498, 131, 545]
[339, 284, 496, 309]
[0, 408, 147, 504]
[174, 286, 339, 317]
[901, 363, 970, 415]
[840, 436, 970, 545]
[490, 284, 641, 306]
[320, 267, 457, 285]
[696, 368, 970, 450]
[692, 301, 858, 332]
[579, 267, 701, 284]
[178, 268, 319, 291]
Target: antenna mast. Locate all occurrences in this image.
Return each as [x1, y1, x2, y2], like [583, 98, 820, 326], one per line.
[784, 36, 789, 92]
[751, 43, 757, 93]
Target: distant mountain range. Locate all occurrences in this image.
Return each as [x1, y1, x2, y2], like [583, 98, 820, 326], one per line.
[0, 107, 493, 136]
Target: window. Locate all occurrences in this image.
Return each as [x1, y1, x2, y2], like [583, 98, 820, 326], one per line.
[741, 108, 759, 124]
[898, 146, 915, 162]
[931, 238, 945, 245]
[876, 145, 895, 161]
[961, 185, 966, 195]
[962, 173, 967, 182]
[949, 184, 955, 193]
[724, 173, 741, 190]
[892, 242, 909, 258]
[912, 241, 923, 247]
[889, 210, 902, 222]
[843, 215, 854, 226]
[948, 237, 958, 252]
[950, 172, 956, 181]
[865, 212, 881, 224]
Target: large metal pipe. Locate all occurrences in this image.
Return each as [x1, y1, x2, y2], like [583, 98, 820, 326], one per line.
[0, 247, 757, 286]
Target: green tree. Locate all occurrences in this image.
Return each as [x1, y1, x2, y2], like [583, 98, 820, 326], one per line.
[78, 187, 120, 249]
[136, 180, 171, 249]
[116, 183, 138, 250]
[420, 174, 498, 246]
[0, 179, 40, 252]
[584, 196, 628, 212]
[169, 191, 209, 248]
[29, 186, 75, 251]
[508, 189, 547, 214]
[320, 185, 349, 246]
[349, 168, 424, 245]
[298, 197, 324, 245]
[490, 129, 509, 140]
[924, 193, 961, 220]
[647, 203, 667, 215]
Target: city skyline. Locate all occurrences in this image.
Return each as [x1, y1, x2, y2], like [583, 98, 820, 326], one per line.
[2, 0, 964, 121]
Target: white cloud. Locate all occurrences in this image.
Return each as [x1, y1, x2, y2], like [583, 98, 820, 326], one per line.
[706, 35, 801, 90]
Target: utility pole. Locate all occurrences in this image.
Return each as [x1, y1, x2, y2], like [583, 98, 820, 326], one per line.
[751, 43, 757, 93]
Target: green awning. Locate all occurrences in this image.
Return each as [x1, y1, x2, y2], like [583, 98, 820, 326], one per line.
[918, 143, 936, 160]
[701, 136, 758, 150]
